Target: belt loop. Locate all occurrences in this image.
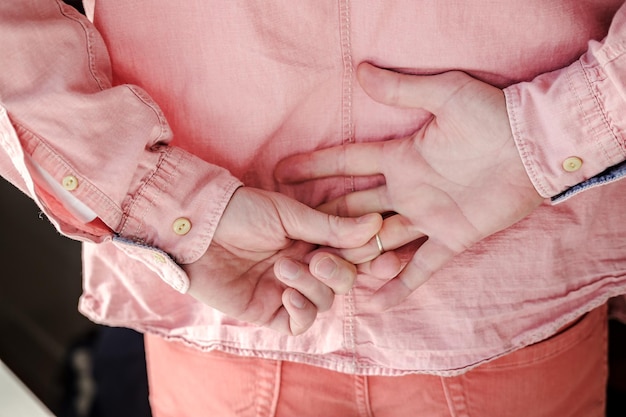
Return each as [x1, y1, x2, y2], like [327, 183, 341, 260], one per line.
[354, 375, 374, 417]
[440, 376, 470, 417]
[256, 359, 282, 417]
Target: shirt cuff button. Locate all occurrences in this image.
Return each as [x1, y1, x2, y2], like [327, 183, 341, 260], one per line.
[562, 156, 583, 172]
[62, 175, 79, 191]
[172, 217, 192, 235]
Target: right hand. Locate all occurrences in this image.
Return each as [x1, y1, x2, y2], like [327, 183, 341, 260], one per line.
[183, 186, 383, 335]
[275, 63, 545, 311]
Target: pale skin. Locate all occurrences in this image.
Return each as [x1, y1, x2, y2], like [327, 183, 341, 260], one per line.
[275, 62, 546, 311]
[183, 186, 387, 336]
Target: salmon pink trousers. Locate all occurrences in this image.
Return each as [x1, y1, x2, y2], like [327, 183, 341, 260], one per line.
[144, 305, 607, 417]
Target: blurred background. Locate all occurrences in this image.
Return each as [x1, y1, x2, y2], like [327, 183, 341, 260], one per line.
[0, 177, 151, 417]
[1, 1, 625, 416]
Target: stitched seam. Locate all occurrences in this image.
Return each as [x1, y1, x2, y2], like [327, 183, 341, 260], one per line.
[339, 0, 356, 195]
[179, 178, 242, 264]
[440, 377, 459, 417]
[11, 119, 123, 222]
[483, 329, 594, 370]
[338, 0, 359, 374]
[55, 0, 108, 91]
[504, 88, 550, 197]
[125, 85, 170, 143]
[486, 305, 606, 370]
[254, 359, 280, 417]
[340, 0, 354, 146]
[267, 361, 281, 417]
[360, 376, 374, 417]
[596, 40, 626, 66]
[579, 64, 616, 163]
[116, 87, 179, 244]
[118, 146, 173, 240]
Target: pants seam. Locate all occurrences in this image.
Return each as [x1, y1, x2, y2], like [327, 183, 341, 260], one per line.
[355, 375, 374, 417]
[266, 360, 282, 417]
[441, 376, 470, 417]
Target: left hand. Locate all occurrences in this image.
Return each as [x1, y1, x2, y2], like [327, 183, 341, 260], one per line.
[184, 186, 383, 335]
[275, 63, 545, 310]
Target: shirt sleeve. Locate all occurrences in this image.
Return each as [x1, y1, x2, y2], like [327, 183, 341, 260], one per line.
[0, 1, 242, 279]
[503, 2, 626, 201]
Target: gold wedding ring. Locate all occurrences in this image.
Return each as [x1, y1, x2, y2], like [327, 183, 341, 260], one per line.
[375, 233, 385, 254]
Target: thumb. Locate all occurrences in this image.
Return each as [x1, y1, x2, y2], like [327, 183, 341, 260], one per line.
[356, 62, 471, 114]
[276, 196, 383, 249]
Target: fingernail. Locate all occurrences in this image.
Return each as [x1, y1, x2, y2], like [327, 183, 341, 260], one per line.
[290, 291, 306, 309]
[315, 257, 337, 280]
[279, 259, 300, 280]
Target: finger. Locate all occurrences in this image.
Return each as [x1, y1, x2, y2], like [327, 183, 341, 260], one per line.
[340, 214, 423, 264]
[357, 251, 404, 280]
[263, 290, 317, 336]
[370, 239, 457, 311]
[308, 252, 357, 295]
[317, 186, 391, 217]
[357, 62, 470, 114]
[274, 257, 335, 311]
[283, 289, 318, 335]
[277, 196, 384, 249]
[275, 142, 385, 183]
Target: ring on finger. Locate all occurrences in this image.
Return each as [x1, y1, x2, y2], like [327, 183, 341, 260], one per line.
[375, 233, 385, 254]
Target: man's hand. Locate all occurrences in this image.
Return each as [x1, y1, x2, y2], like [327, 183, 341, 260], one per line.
[275, 63, 544, 310]
[183, 186, 383, 335]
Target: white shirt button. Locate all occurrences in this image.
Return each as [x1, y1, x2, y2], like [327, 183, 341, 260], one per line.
[562, 157, 583, 172]
[62, 175, 79, 191]
[172, 217, 192, 235]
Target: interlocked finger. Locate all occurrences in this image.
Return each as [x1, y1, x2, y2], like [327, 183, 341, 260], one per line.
[265, 293, 317, 336]
[275, 250, 360, 311]
[274, 257, 336, 311]
[275, 142, 385, 182]
[317, 186, 392, 217]
[371, 238, 457, 311]
[340, 214, 424, 264]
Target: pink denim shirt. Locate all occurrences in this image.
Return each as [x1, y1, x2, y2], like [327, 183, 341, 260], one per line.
[1, 0, 626, 375]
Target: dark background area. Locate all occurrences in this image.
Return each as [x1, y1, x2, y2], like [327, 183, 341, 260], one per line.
[0, 177, 151, 417]
[63, 0, 84, 13]
[0, 175, 95, 411]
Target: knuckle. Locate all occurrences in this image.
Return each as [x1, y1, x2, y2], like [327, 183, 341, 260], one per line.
[326, 214, 344, 242]
[316, 297, 334, 312]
